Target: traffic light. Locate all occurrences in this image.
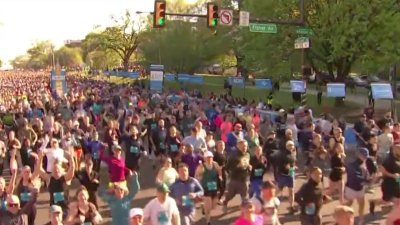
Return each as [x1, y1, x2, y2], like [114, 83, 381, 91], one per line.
[154, 1, 166, 28]
[207, 3, 218, 27]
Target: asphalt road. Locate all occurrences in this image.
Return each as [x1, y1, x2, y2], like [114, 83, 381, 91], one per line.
[2, 155, 391, 225]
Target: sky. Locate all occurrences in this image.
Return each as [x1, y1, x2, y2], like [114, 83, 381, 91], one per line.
[0, 0, 160, 64]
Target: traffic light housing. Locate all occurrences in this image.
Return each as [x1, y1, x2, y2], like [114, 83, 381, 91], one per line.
[154, 1, 166, 28]
[207, 3, 218, 27]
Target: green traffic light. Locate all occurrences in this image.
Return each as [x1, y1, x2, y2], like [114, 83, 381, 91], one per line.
[158, 18, 165, 25]
[212, 19, 217, 26]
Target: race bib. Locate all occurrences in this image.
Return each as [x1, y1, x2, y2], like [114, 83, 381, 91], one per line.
[182, 195, 193, 206]
[20, 192, 31, 202]
[157, 211, 169, 224]
[53, 192, 65, 203]
[254, 168, 263, 177]
[27, 149, 32, 157]
[289, 167, 295, 177]
[92, 151, 99, 160]
[1, 200, 6, 210]
[130, 146, 139, 154]
[207, 181, 217, 191]
[305, 203, 316, 215]
[170, 144, 178, 152]
[151, 123, 157, 130]
[160, 143, 165, 149]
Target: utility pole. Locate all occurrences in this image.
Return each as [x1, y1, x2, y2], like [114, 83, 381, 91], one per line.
[391, 64, 398, 122]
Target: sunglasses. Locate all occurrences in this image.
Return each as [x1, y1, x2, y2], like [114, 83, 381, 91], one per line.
[7, 203, 18, 208]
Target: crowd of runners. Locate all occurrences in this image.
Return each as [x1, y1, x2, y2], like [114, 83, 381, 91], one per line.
[0, 70, 400, 225]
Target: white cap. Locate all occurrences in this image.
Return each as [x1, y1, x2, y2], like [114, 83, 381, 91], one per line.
[204, 151, 214, 158]
[129, 208, 143, 218]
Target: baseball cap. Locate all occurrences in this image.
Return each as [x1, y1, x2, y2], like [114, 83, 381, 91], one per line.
[358, 147, 369, 158]
[204, 151, 214, 158]
[129, 208, 143, 218]
[112, 145, 123, 151]
[50, 205, 62, 213]
[156, 183, 170, 193]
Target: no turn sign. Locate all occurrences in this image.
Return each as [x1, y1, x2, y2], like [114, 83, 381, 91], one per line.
[219, 9, 233, 26]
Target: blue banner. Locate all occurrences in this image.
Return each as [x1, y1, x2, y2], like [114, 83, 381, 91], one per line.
[177, 74, 204, 84]
[165, 74, 176, 81]
[150, 64, 164, 92]
[254, 79, 273, 89]
[290, 80, 306, 93]
[327, 83, 345, 97]
[229, 77, 245, 88]
[371, 83, 393, 99]
[51, 68, 67, 97]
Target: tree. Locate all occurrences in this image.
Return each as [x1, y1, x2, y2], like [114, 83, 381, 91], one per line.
[26, 40, 54, 70]
[140, 20, 229, 74]
[10, 55, 30, 69]
[0, 59, 2, 68]
[236, 0, 400, 81]
[54, 46, 83, 68]
[86, 11, 141, 70]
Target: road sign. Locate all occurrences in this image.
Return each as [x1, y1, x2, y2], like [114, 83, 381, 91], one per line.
[294, 37, 310, 49]
[296, 27, 313, 35]
[239, 11, 250, 27]
[219, 9, 233, 26]
[249, 23, 277, 34]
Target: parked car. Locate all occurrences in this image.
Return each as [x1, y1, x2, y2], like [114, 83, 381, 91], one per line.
[360, 75, 380, 83]
[346, 76, 369, 87]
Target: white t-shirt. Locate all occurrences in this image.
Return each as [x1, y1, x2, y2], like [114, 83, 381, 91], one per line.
[44, 148, 65, 173]
[252, 196, 280, 225]
[143, 197, 179, 225]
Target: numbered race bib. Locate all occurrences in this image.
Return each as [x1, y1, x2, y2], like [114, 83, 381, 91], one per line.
[207, 181, 217, 191]
[289, 167, 295, 177]
[1, 200, 6, 210]
[170, 144, 178, 152]
[92, 151, 99, 160]
[254, 168, 264, 177]
[151, 123, 157, 130]
[160, 143, 165, 149]
[130, 146, 139, 154]
[305, 203, 316, 215]
[20, 192, 31, 202]
[182, 195, 193, 206]
[157, 211, 169, 224]
[27, 149, 32, 157]
[53, 192, 65, 203]
[396, 176, 400, 183]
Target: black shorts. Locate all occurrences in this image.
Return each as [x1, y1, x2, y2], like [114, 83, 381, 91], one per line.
[203, 190, 218, 198]
[382, 180, 400, 202]
[155, 148, 166, 156]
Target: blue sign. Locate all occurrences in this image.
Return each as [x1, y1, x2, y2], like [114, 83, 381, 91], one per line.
[229, 77, 245, 88]
[51, 69, 67, 97]
[150, 64, 164, 92]
[104, 71, 140, 78]
[290, 80, 306, 93]
[254, 79, 273, 89]
[327, 83, 345, 97]
[371, 83, 393, 99]
[177, 74, 204, 84]
[165, 74, 175, 81]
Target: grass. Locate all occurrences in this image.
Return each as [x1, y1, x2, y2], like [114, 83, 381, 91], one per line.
[98, 74, 364, 122]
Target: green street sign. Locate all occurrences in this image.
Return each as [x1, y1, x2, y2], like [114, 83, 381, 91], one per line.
[249, 23, 278, 34]
[296, 27, 313, 35]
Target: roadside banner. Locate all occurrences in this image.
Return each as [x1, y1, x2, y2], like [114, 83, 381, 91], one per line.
[150, 64, 164, 92]
[165, 74, 175, 81]
[228, 77, 245, 88]
[327, 83, 346, 97]
[290, 80, 306, 93]
[177, 74, 204, 84]
[371, 83, 393, 99]
[254, 79, 273, 89]
[51, 65, 67, 97]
